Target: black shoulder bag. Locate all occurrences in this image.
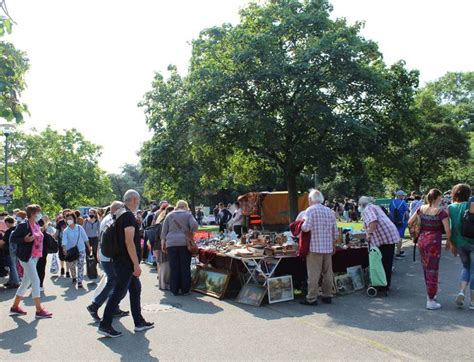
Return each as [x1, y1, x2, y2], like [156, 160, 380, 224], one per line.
[65, 230, 81, 262]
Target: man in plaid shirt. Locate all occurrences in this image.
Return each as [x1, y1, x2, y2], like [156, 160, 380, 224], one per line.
[359, 196, 399, 293]
[301, 189, 338, 306]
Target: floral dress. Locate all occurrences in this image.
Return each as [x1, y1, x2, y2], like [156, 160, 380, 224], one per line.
[417, 208, 448, 299]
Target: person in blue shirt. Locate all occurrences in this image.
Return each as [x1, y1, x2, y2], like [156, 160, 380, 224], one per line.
[62, 212, 90, 288]
[390, 190, 409, 259]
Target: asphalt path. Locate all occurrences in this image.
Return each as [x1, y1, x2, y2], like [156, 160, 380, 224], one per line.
[1, 243, 473, 361]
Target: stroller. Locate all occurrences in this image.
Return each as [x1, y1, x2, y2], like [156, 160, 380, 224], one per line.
[366, 243, 388, 297]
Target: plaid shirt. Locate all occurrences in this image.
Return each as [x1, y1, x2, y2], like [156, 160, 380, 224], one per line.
[302, 204, 338, 254]
[362, 204, 399, 246]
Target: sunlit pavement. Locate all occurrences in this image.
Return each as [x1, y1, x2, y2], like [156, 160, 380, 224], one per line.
[1, 243, 473, 361]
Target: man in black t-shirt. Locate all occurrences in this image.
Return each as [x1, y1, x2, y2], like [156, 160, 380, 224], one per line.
[98, 189, 154, 338]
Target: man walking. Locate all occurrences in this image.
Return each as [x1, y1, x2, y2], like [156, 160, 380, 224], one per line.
[390, 190, 409, 259]
[301, 189, 338, 306]
[217, 202, 232, 233]
[98, 190, 154, 338]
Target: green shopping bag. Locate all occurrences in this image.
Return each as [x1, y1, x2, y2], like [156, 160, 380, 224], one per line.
[369, 245, 387, 287]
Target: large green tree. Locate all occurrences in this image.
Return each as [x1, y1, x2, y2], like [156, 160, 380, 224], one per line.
[7, 127, 113, 215]
[108, 163, 147, 202]
[0, 15, 29, 122]
[186, 0, 418, 219]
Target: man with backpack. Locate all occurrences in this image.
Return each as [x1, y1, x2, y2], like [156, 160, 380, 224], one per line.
[98, 190, 154, 338]
[390, 190, 409, 259]
[86, 201, 129, 322]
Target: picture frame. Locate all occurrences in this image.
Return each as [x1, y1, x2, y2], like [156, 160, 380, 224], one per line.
[346, 265, 365, 291]
[192, 267, 231, 299]
[267, 275, 294, 304]
[334, 273, 355, 295]
[236, 284, 267, 306]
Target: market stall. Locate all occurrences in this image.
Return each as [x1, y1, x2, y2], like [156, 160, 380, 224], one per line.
[193, 230, 369, 305]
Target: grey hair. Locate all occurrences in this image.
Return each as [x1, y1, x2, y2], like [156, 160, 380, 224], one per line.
[358, 196, 373, 206]
[110, 201, 124, 213]
[309, 189, 324, 204]
[176, 200, 189, 210]
[123, 189, 140, 203]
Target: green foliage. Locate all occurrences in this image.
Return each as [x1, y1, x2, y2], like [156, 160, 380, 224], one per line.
[186, 0, 418, 219]
[6, 127, 113, 215]
[0, 15, 29, 123]
[108, 163, 147, 203]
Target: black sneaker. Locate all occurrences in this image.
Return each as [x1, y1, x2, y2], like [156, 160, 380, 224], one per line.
[61, 268, 65, 276]
[72, 278, 77, 284]
[134, 321, 155, 332]
[113, 309, 130, 318]
[98, 326, 122, 338]
[77, 282, 84, 289]
[66, 272, 71, 278]
[321, 297, 332, 304]
[87, 304, 101, 322]
[300, 300, 318, 306]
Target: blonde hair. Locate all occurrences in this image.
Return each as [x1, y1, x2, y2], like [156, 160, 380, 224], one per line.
[176, 200, 189, 210]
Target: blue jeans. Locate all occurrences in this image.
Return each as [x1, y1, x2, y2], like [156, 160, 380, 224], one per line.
[5, 254, 20, 285]
[93, 261, 116, 308]
[459, 244, 474, 289]
[167, 246, 192, 295]
[100, 261, 144, 329]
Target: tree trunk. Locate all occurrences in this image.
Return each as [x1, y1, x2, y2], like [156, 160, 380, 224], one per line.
[287, 172, 299, 222]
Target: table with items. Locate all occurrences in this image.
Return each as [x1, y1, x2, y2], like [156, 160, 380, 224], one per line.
[193, 229, 369, 306]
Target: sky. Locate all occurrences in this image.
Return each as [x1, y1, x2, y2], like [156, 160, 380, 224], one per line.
[6, 0, 474, 173]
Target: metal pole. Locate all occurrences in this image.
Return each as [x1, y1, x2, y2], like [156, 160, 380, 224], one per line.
[4, 133, 8, 185]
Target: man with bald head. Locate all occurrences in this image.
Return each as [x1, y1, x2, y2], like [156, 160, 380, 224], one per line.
[98, 190, 154, 338]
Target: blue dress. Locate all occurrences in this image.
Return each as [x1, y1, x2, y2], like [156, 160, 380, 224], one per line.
[389, 199, 408, 238]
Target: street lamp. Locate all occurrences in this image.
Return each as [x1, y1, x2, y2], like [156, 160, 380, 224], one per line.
[0, 123, 15, 185]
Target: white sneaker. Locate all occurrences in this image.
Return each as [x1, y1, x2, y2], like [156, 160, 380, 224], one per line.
[469, 302, 474, 310]
[455, 292, 465, 308]
[426, 299, 441, 310]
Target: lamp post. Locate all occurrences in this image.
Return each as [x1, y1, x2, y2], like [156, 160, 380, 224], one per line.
[0, 123, 15, 185]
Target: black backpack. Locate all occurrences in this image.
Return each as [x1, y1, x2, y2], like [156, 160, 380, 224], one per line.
[101, 212, 127, 258]
[461, 205, 474, 240]
[391, 202, 403, 226]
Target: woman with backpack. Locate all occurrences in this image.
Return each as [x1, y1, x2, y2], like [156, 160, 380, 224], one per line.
[62, 212, 90, 289]
[447, 183, 474, 309]
[408, 189, 451, 310]
[9, 204, 52, 318]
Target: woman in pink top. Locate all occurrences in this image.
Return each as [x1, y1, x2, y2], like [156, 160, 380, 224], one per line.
[9, 204, 52, 319]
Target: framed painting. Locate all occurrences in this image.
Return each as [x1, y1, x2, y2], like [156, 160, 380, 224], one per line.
[267, 275, 294, 304]
[192, 267, 231, 299]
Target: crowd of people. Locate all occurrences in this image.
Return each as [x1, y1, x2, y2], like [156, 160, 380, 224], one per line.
[297, 184, 474, 311]
[1, 183, 473, 337]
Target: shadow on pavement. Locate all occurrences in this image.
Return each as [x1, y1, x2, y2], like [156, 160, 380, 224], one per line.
[0, 318, 38, 354]
[98, 321, 158, 361]
[160, 293, 224, 315]
[224, 245, 474, 333]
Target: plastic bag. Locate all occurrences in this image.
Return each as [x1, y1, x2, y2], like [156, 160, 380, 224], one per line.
[50, 253, 59, 274]
[368, 245, 387, 287]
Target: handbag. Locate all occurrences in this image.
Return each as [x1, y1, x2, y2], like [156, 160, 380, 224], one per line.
[461, 203, 474, 239]
[50, 253, 59, 274]
[65, 231, 81, 262]
[408, 210, 421, 241]
[86, 254, 98, 279]
[172, 216, 198, 256]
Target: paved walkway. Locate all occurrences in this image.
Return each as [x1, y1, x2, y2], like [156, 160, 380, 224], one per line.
[1, 244, 473, 361]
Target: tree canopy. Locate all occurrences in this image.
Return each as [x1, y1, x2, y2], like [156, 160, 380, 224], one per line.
[6, 127, 113, 215]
